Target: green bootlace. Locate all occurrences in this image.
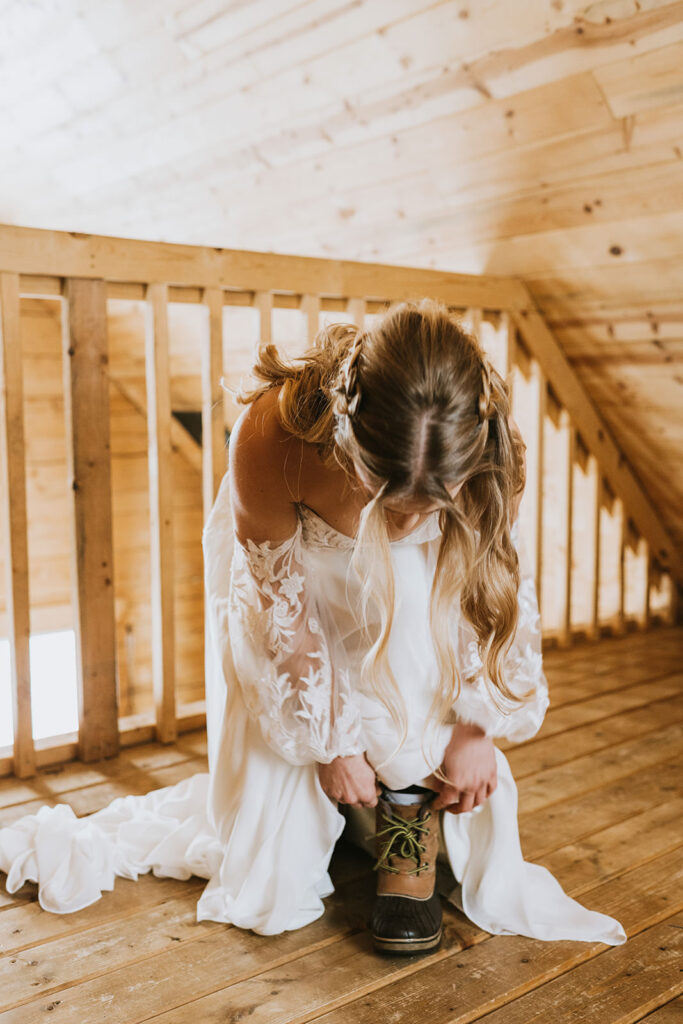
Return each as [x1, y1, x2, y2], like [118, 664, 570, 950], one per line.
[371, 806, 432, 876]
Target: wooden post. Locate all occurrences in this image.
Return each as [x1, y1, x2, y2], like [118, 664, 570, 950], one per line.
[62, 278, 119, 762]
[300, 294, 321, 348]
[0, 273, 35, 777]
[558, 409, 574, 648]
[144, 283, 176, 744]
[201, 288, 227, 524]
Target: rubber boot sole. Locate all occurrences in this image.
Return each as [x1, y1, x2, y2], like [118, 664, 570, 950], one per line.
[372, 925, 443, 955]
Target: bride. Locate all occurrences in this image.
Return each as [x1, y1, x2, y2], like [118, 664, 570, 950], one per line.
[0, 298, 626, 954]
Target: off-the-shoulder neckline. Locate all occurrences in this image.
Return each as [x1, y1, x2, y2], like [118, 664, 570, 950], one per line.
[297, 501, 440, 545]
[232, 517, 303, 555]
[232, 503, 442, 555]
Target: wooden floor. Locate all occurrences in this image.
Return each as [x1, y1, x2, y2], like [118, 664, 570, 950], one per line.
[1, 626, 682, 1023]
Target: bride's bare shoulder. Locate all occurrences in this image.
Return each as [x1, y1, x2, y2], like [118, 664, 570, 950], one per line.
[228, 387, 304, 544]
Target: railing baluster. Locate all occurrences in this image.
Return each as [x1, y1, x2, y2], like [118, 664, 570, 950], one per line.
[615, 498, 627, 634]
[499, 311, 516, 397]
[590, 460, 602, 639]
[633, 536, 650, 630]
[534, 363, 546, 610]
[300, 294, 321, 347]
[670, 577, 680, 627]
[62, 277, 119, 761]
[347, 297, 366, 327]
[643, 549, 653, 630]
[255, 291, 273, 346]
[144, 282, 176, 744]
[0, 272, 35, 777]
[201, 288, 227, 521]
[464, 307, 483, 343]
[558, 409, 574, 648]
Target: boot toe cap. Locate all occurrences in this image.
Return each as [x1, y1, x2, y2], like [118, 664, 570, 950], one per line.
[370, 891, 442, 941]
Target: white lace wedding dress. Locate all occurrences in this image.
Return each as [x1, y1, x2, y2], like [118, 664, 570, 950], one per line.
[0, 469, 625, 944]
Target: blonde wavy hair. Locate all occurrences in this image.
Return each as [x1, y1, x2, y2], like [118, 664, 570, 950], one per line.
[229, 298, 529, 779]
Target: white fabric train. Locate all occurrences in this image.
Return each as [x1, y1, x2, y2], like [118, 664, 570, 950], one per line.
[0, 470, 626, 944]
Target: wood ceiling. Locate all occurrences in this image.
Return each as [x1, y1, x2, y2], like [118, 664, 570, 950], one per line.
[1, 0, 682, 552]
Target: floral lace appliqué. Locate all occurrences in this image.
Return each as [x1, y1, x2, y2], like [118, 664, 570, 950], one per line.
[228, 520, 364, 766]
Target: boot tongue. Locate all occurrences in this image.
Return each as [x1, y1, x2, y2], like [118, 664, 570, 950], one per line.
[374, 797, 439, 898]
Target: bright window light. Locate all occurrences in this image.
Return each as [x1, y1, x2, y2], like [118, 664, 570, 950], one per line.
[0, 630, 79, 747]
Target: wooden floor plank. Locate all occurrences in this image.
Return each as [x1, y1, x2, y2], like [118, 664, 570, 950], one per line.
[0, 757, 209, 828]
[0, 735, 207, 811]
[520, 758, 683, 859]
[0, 878, 206, 958]
[507, 693, 683, 778]
[0, 877, 390, 1024]
[499, 675, 683, 751]
[139, 849, 683, 1024]
[0, 841, 370, 961]
[516, 721, 683, 814]
[0, 893, 223, 1012]
[637, 996, 683, 1022]
[542, 628, 681, 666]
[539, 802, 683, 896]
[551, 647, 682, 696]
[547, 662, 682, 708]
[461, 915, 683, 1024]
[0, 629, 681, 1024]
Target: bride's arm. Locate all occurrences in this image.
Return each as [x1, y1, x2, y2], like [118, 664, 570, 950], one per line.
[226, 399, 367, 769]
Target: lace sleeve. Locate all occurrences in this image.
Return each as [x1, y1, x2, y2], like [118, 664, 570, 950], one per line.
[228, 519, 365, 766]
[452, 518, 550, 743]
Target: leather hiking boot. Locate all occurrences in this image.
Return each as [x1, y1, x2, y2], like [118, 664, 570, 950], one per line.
[369, 789, 442, 955]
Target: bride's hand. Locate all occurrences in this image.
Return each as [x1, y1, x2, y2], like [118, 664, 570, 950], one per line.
[430, 721, 497, 814]
[318, 753, 381, 809]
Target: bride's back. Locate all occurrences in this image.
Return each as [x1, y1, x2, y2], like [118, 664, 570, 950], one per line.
[229, 384, 367, 546]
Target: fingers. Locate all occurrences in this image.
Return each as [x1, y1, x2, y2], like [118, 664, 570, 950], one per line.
[442, 784, 494, 814]
[458, 790, 476, 813]
[339, 786, 379, 808]
[474, 783, 488, 807]
[433, 786, 460, 812]
[326, 795, 378, 808]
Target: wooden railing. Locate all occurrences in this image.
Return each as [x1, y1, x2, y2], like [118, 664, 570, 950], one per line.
[0, 224, 679, 779]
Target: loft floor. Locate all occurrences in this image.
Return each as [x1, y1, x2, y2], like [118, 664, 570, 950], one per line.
[1, 626, 682, 1023]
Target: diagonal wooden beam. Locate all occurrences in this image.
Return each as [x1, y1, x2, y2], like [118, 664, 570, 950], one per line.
[109, 376, 202, 473]
[510, 292, 682, 586]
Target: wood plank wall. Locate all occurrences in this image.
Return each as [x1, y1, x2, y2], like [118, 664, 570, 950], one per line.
[0, 224, 678, 780]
